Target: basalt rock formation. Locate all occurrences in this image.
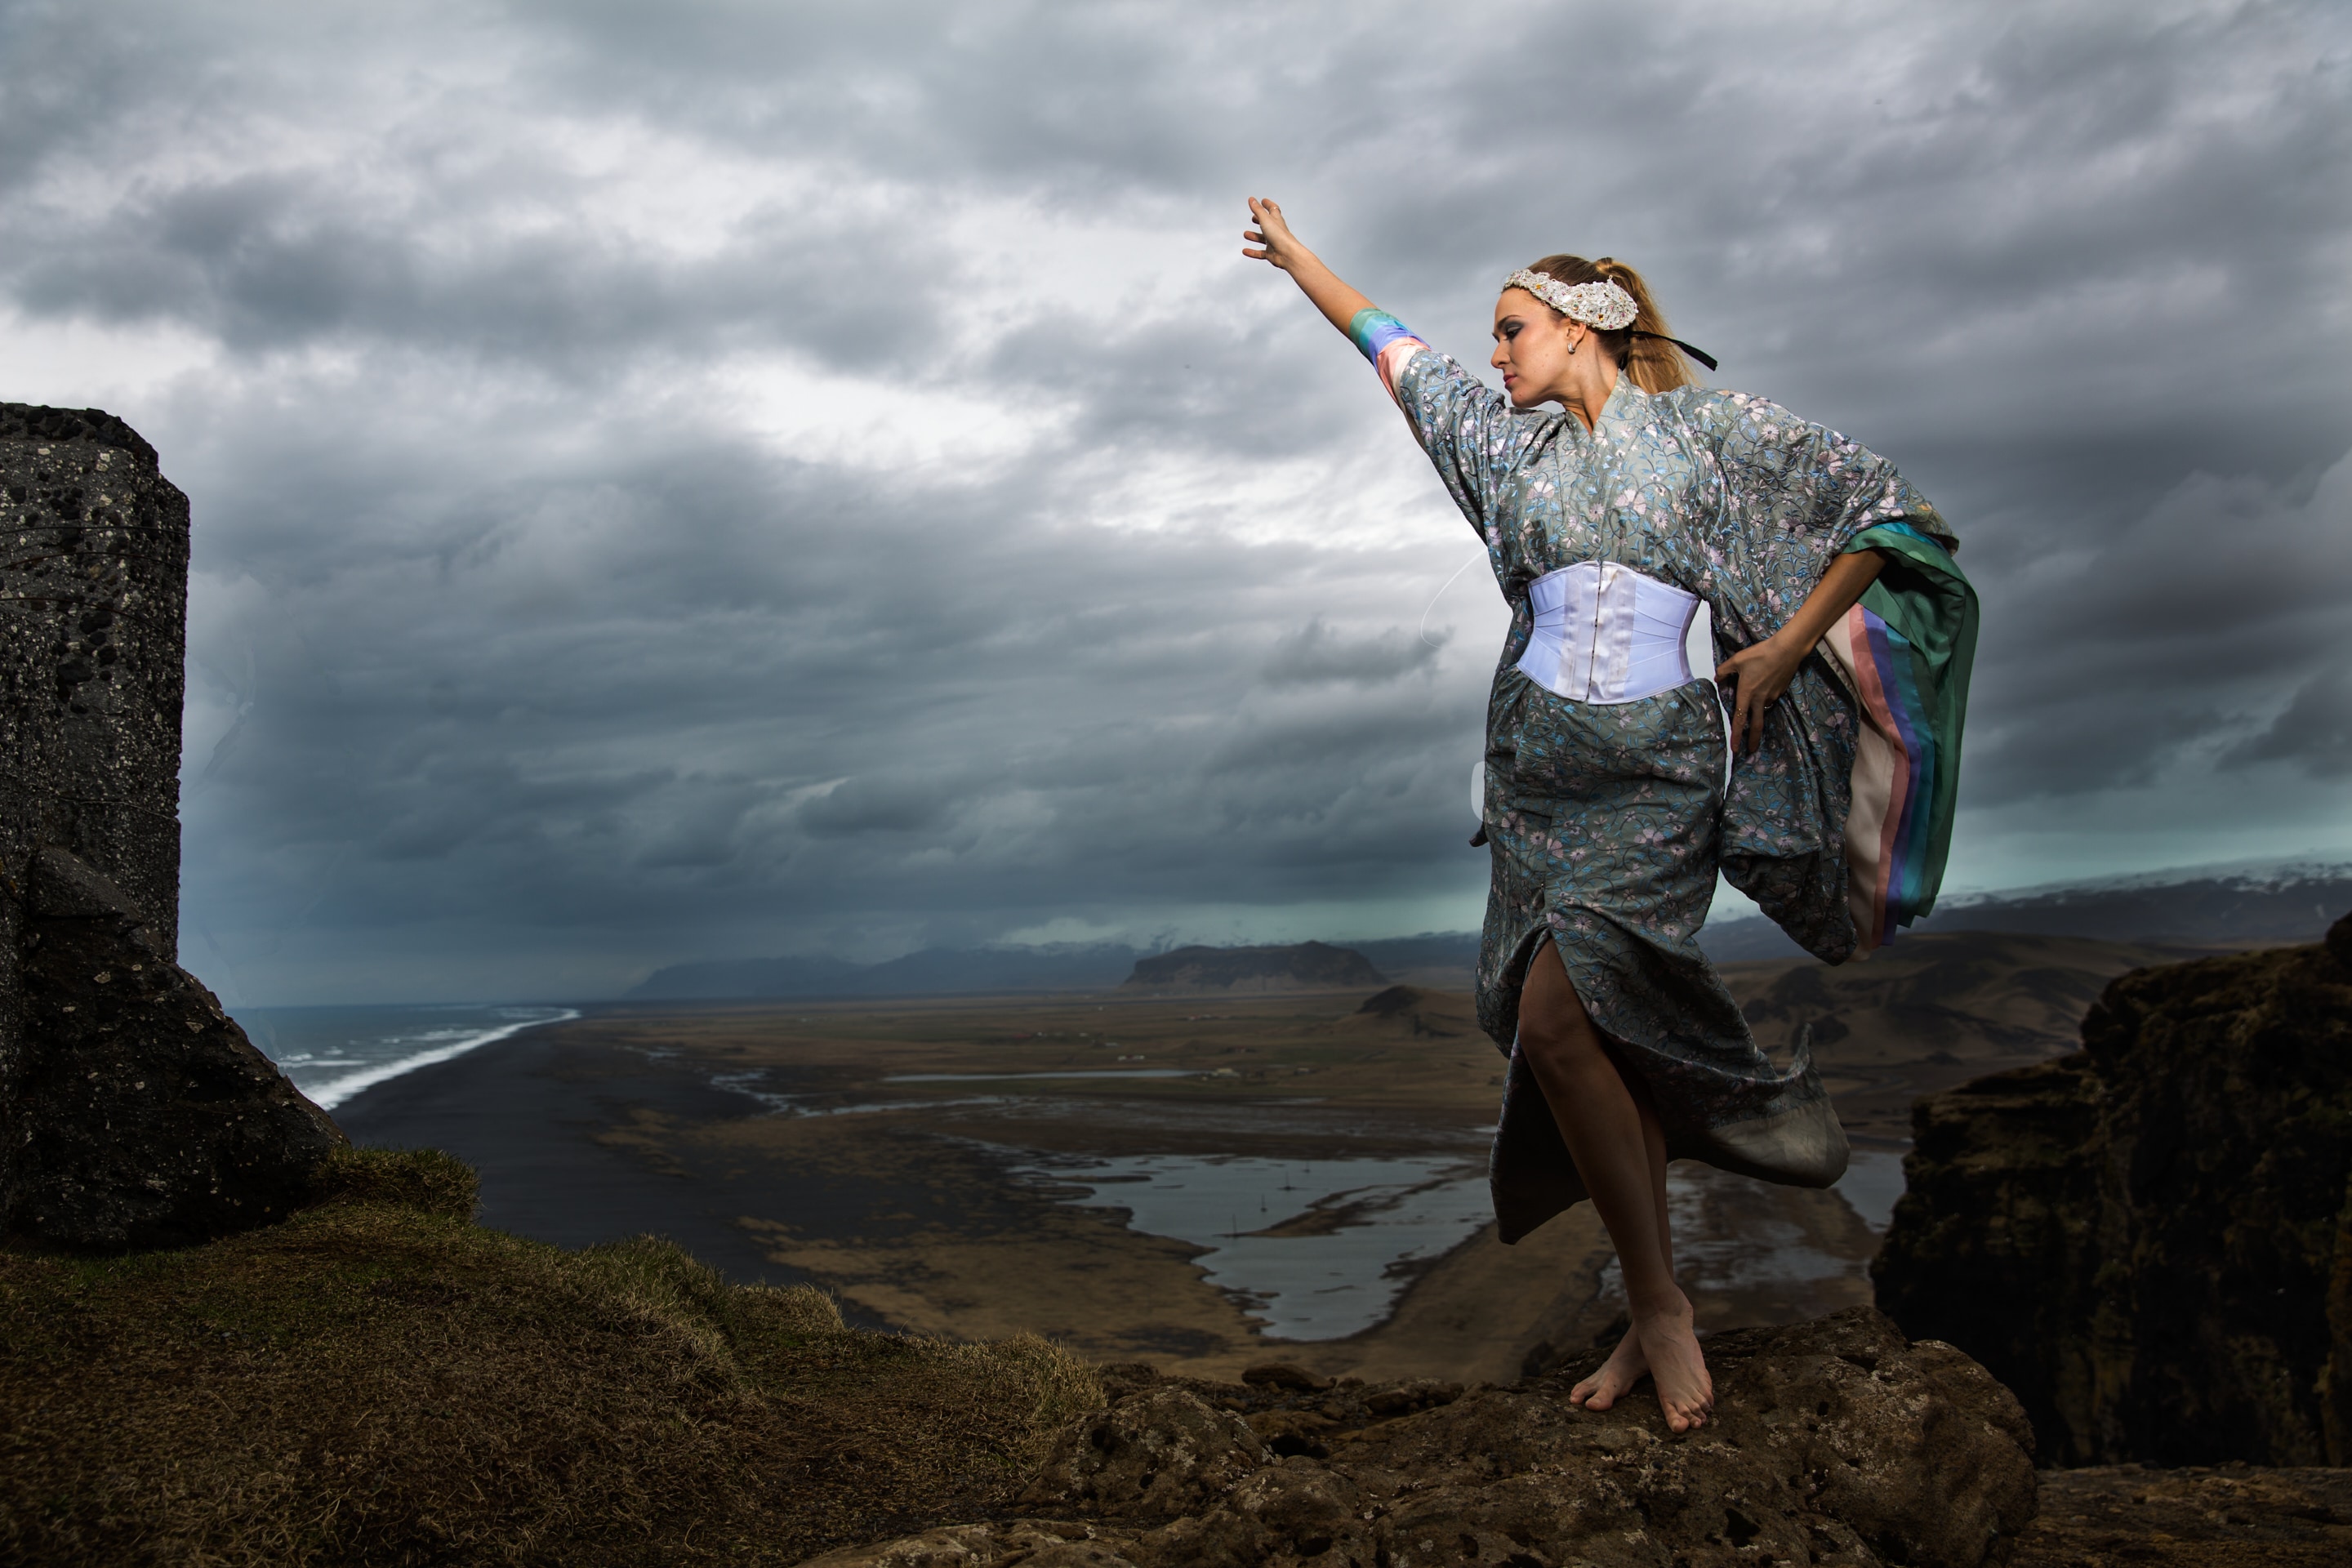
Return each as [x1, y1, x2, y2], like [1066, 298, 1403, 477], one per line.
[15, 846, 343, 1248]
[1873, 914, 2352, 1467]
[1120, 942, 1386, 996]
[1351, 984, 1471, 1038]
[805, 1307, 2039, 1568]
[1, 403, 344, 1250]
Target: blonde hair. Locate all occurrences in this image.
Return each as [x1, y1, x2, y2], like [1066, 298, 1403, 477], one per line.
[1518, 254, 1697, 393]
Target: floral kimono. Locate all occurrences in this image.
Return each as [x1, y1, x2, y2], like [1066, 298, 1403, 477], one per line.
[1352, 309, 1978, 1241]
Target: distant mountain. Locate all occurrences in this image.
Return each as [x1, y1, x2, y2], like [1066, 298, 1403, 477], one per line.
[626, 944, 1140, 1000]
[1120, 941, 1385, 994]
[1697, 858, 2352, 962]
[1348, 933, 1481, 984]
[624, 857, 2352, 1001]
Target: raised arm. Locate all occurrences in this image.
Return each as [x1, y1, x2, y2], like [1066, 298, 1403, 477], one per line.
[1243, 198, 1375, 338]
[1247, 198, 1425, 406]
[1245, 198, 1536, 537]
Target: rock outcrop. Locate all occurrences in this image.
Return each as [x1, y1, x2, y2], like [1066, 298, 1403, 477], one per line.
[2, 403, 344, 1250]
[2016, 1464, 2352, 1565]
[14, 846, 344, 1248]
[1350, 985, 1471, 1039]
[806, 1307, 2039, 1567]
[0, 405, 187, 946]
[1120, 942, 1385, 995]
[1873, 915, 2352, 1466]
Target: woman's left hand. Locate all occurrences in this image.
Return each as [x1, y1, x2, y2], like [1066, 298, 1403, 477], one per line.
[1715, 635, 1804, 755]
[1715, 547, 1889, 755]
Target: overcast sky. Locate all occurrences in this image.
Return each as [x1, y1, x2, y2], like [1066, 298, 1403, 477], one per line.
[5, 0, 2347, 1004]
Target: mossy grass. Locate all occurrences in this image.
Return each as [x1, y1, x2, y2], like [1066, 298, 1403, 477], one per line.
[1, 1148, 1102, 1566]
[310, 1144, 481, 1219]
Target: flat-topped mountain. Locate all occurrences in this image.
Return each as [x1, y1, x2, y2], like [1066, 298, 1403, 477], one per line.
[1120, 941, 1384, 994]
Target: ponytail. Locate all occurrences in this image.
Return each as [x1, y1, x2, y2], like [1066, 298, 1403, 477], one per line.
[1520, 253, 1701, 393]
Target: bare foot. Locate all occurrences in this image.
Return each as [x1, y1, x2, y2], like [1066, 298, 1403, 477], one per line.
[1568, 1323, 1648, 1410]
[1633, 1292, 1713, 1433]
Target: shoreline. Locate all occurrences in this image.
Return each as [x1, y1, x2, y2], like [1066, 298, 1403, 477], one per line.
[329, 1016, 840, 1298]
[304, 1005, 584, 1110]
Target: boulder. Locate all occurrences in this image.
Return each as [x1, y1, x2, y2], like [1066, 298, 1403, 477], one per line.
[1018, 1387, 1272, 1523]
[1873, 916, 2352, 1465]
[11, 847, 345, 1250]
[829, 1307, 2038, 1567]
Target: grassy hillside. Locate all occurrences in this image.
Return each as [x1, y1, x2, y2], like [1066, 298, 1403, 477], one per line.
[0, 1150, 1099, 1566]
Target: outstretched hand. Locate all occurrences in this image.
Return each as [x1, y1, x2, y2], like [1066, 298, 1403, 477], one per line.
[1242, 197, 1306, 272]
[1240, 197, 1374, 336]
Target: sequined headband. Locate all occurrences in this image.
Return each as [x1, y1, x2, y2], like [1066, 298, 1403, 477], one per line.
[1499, 269, 1719, 372]
[1503, 270, 1638, 330]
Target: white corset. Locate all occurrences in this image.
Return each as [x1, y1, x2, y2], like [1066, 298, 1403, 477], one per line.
[1517, 561, 1702, 704]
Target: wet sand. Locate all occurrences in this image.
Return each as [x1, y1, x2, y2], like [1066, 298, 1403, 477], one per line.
[335, 931, 2167, 1380]
[332, 1025, 845, 1294]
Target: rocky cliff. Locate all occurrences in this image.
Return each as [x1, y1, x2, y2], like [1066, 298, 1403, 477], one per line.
[1873, 913, 2352, 1466]
[1, 403, 342, 1250]
[812, 1308, 2038, 1568]
[7, 1166, 2056, 1566]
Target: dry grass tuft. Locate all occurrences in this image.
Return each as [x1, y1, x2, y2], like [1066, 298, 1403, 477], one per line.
[310, 1145, 480, 1218]
[0, 1154, 1104, 1566]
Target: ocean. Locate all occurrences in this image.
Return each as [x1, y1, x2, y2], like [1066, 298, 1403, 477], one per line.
[232, 1002, 581, 1111]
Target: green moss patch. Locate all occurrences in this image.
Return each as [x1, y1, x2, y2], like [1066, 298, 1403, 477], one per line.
[0, 1149, 1101, 1566]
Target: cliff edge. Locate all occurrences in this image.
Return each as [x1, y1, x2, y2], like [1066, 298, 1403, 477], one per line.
[1873, 913, 2352, 1466]
[2, 1166, 2041, 1568]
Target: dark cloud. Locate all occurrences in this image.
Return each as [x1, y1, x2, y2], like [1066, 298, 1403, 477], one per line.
[2230, 666, 2352, 780]
[1263, 618, 1442, 687]
[1957, 455, 2352, 800]
[2, 0, 2346, 1001]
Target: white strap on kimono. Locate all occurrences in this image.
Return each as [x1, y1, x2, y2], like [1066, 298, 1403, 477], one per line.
[1517, 561, 1701, 705]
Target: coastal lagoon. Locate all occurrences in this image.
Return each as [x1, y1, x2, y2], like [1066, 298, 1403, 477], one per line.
[1007, 1145, 1912, 1343]
[1018, 1150, 1496, 1340]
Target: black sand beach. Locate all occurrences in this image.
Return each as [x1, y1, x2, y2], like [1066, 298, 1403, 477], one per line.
[332, 1018, 840, 1294]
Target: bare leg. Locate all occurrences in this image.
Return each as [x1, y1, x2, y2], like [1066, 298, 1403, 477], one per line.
[1569, 1073, 1671, 1410]
[1519, 940, 1713, 1432]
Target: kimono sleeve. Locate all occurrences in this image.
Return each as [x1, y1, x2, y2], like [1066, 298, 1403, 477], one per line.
[1677, 390, 1976, 964]
[1686, 390, 1957, 642]
[1348, 309, 1542, 539]
[1822, 522, 1978, 951]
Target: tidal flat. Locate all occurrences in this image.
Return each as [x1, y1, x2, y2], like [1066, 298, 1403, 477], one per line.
[337, 930, 2177, 1383]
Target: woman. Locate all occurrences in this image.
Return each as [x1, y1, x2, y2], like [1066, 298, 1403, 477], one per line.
[1243, 198, 1976, 1432]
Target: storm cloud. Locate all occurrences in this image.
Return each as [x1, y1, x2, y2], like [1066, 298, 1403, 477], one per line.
[2, 0, 2345, 1002]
